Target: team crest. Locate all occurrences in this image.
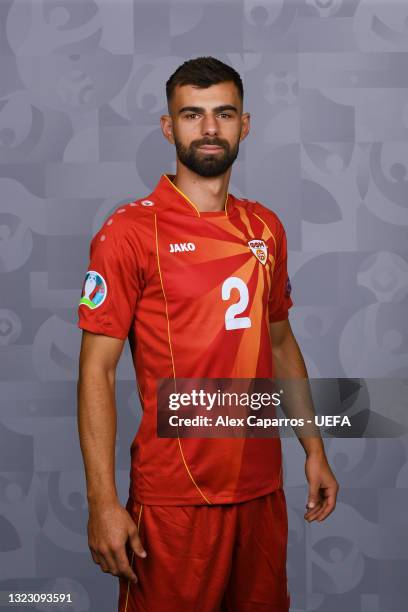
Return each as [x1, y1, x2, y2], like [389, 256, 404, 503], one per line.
[248, 239, 268, 266]
[79, 271, 107, 309]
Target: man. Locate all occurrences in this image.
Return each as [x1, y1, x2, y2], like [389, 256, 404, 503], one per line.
[77, 56, 339, 612]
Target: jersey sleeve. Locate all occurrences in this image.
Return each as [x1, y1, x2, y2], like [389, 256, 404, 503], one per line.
[77, 220, 144, 340]
[268, 222, 293, 323]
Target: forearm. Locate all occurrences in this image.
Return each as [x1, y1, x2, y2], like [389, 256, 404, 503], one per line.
[77, 366, 119, 509]
[272, 329, 324, 457]
[272, 326, 308, 379]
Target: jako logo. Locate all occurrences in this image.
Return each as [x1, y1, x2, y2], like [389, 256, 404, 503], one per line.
[169, 242, 196, 253]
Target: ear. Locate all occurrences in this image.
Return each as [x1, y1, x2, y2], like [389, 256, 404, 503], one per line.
[240, 112, 250, 142]
[160, 114, 174, 144]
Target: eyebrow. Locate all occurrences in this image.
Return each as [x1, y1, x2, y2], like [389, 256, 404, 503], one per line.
[178, 105, 238, 115]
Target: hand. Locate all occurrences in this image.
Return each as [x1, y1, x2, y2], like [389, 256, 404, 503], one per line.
[304, 452, 339, 523]
[88, 501, 147, 582]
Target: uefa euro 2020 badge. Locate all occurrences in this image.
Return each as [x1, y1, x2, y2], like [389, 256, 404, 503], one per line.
[79, 271, 107, 309]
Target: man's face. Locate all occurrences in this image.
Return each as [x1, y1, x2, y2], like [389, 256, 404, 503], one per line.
[164, 82, 249, 178]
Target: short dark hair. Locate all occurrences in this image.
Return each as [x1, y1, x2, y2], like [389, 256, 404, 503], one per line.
[166, 56, 244, 109]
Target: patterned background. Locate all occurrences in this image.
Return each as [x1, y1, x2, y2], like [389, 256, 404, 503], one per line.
[0, 0, 408, 610]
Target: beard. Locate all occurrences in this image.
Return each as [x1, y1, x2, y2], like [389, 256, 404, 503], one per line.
[174, 135, 240, 178]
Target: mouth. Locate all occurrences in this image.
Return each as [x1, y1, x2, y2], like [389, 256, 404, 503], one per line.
[198, 145, 224, 153]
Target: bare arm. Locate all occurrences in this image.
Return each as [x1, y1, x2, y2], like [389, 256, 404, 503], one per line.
[270, 319, 339, 522]
[269, 319, 324, 458]
[77, 330, 146, 582]
[77, 331, 122, 506]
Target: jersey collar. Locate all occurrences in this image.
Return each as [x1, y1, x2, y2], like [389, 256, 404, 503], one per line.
[153, 173, 235, 218]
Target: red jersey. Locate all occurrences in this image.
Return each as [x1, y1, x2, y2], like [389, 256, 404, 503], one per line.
[77, 173, 293, 505]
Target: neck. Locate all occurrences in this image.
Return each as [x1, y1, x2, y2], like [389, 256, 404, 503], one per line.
[171, 164, 231, 213]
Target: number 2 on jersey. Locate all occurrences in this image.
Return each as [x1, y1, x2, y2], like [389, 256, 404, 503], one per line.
[222, 276, 252, 330]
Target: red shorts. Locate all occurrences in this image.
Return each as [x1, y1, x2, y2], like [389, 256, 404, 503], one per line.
[118, 489, 290, 612]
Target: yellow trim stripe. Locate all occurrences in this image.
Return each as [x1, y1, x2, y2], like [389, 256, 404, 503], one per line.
[177, 437, 213, 505]
[163, 173, 229, 217]
[252, 211, 277, 252]
[124, 504, 143, 612]
[252, 211, 278, 327]
[154, 213, 212, 505]
[136, 379, 144, 404]
[154, 213, 177, 380]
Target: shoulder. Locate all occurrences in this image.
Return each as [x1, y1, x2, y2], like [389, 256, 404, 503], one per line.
[253, 200, 285, 235]
[93, 198, 155, 242]
[90, 198, 155, 258]
[234, 196, 285, 236]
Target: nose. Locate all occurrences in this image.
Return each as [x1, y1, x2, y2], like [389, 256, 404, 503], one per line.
[201, 113, 218, 136]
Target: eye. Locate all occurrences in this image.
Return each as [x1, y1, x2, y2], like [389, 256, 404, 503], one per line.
[185, 113, 199, 119]
[219, 113, 232, 118]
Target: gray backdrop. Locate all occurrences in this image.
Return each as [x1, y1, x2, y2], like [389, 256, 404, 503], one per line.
[1, 0, 408, 610]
